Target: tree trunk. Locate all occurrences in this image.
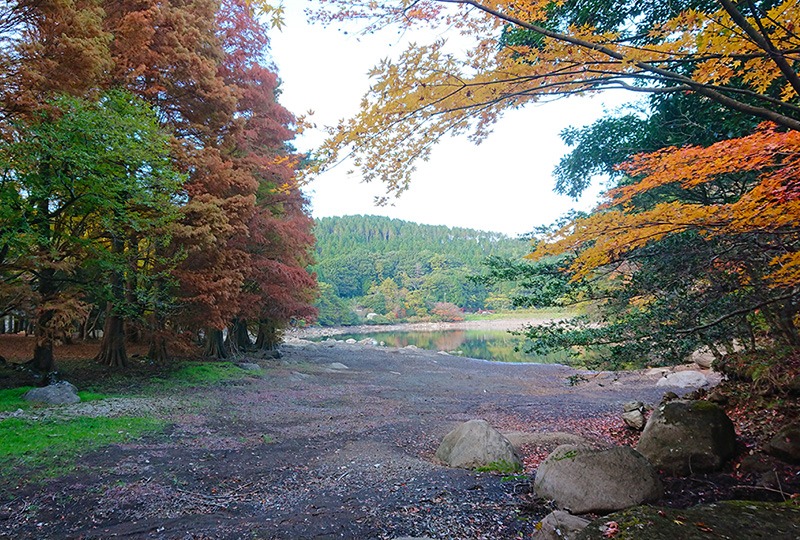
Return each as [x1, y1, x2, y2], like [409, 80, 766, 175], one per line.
[30, 267, 56, 373]
[227, 318, 252, 353]
[96, 307, 129, 368]
[96, 237, 128, 368]
[255, 320, 280, 351]
[147, 309, 169, 363]
[204, 328, 229, 359]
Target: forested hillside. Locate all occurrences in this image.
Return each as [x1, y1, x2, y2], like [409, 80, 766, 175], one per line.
[313, 216, 528, 325]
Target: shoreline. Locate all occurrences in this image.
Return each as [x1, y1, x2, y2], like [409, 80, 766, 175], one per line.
[290, 316, 564, 340]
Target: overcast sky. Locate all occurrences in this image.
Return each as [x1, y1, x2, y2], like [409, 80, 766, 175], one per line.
[268, 4, 635, 237]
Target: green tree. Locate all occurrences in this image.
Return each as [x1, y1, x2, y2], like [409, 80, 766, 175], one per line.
[0, 91, 182, 371]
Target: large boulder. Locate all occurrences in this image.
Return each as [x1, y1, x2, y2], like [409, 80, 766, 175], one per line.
[656, 370, 708, 389]
[23, 381, 80, 405]
[763, 423, 800, 464]
[533, 510, 590, 540]
[636, 400, 736, 475]
[533, 445, 662, 514]
[435, 419, 522, 471]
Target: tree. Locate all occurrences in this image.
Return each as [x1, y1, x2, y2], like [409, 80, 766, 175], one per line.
[0, 91, 181, 371]
[519, 123, 800, 365]
[307, 1, 800, 194]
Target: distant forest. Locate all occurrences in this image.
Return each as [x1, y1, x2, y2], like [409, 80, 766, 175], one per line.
[313, 215, 529, 325]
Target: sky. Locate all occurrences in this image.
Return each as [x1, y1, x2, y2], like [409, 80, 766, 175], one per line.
[268, 3, 636, 237]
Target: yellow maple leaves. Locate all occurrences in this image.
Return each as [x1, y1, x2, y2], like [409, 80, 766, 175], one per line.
[306, 1, 800, 193]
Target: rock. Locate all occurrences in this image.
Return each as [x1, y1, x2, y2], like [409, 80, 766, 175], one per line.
[574, 501, 800, 539]
[237, 362, 261, 371]
[328, 362, 349, 370]
[23, 381, 80, 405]
[534, 445, 662, 514]
[435, 419, 522, 471]
[656, 370, 709, 388]
[636, 400, 736, 475]
[358, 338, 377, 346]
[403, 345, 419, 350]
[622, 410, 646, 430]
[764, 423, 800, 464]
[622, 401, 644, 413]
[534, 510, 590, 540]
[622, 401, 647, 430]
[345, 338, 357, 344]
[689, 347, 715, 369]
[289, 371, 311, 382]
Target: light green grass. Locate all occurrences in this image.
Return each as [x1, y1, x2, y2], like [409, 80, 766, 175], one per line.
[159, 361, 252, 386]
[0, 416, 165, 478]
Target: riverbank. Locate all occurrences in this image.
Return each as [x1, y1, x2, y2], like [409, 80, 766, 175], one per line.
[292, 315, 562, 340]
[2, 336, 784, 539]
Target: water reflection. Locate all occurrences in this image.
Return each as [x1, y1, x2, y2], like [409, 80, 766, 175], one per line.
[323, 329, 574, 364]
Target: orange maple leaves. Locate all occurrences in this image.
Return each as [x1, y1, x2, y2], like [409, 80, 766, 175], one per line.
[532, 123, 800, 288]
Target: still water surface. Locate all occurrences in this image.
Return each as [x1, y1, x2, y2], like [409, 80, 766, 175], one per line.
[326, 329, 575, 364]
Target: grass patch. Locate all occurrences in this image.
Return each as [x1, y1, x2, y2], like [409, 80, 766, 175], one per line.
[0, 387, 109, 412]
[161, 361, 252, 386]
[474, 459, 523, 474]
[0, 415, 165, 479]
[0, 387, 34, 412]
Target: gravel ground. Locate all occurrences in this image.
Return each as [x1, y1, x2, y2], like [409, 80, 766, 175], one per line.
[0, 340, 686, 539]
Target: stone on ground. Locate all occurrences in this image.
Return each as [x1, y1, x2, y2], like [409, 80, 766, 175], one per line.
[237, 362, 261, 371]
[689, 347, 715, 369]
[622, 401, 647, 430]
[655, 370, 708, 388]
[764, 423, 800, 464]
[23, 381, 80, 405]
[636, 399, 736, 475]
[534, 445, 662, 514]
[328, 362, 349, 370]
[533, 510, 590, 540]
[435, 419, 522, 471]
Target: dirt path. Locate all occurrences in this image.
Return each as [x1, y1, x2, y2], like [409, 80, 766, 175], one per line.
[1, 341, 671, 539]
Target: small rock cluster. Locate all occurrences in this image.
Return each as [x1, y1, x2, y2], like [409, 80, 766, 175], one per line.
[434, 392, 754, 540]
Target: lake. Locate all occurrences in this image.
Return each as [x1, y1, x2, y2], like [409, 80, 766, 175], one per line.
[321, 328, 576, 364]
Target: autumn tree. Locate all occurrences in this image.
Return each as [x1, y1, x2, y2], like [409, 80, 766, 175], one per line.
[217, 0, 317, 353]
[1, 0, 317, 368]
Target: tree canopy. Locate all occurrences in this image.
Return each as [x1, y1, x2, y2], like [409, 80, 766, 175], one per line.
[0, 0, 317, 370]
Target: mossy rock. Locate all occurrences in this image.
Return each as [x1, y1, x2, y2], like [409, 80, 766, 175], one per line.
[575, 501, 800, 539]
[637, 400, 736, 475]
